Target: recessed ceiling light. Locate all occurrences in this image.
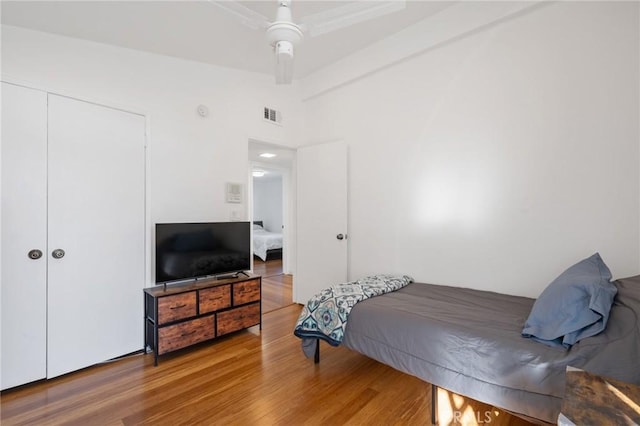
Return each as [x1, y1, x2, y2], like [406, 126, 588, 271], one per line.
[259, 153, 276, 158]
[252, 170, 265, 177]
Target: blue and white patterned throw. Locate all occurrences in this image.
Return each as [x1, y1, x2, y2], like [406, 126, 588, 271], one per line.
[293, 274, 413, 346]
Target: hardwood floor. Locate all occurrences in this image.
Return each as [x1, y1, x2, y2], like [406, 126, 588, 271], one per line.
[1, 305, 533, 426]
[252, 257, 284, 277]
[254, 258, 293, 313]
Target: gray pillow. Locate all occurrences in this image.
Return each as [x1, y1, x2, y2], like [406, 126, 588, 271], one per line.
[522, 253, 617, 349]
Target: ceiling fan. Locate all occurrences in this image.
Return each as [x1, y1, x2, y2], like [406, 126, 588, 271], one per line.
[210, 0, 406, 84]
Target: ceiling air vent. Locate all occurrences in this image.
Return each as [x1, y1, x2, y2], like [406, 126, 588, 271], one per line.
[263, 107, 282, 126]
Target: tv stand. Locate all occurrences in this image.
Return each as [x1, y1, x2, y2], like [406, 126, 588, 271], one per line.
[214, 270, 249, 280]
[144, 273, 261, 366]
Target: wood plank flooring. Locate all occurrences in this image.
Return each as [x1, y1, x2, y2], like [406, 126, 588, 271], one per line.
[1, 304, 533, 426]
[254, 258, 293, 313]
[252, 257, 284, 277]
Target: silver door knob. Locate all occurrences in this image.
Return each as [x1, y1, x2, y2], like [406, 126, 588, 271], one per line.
[336, 234, 345, 240]
[52, 249, 65, 259]
[28, 249, 43, 260]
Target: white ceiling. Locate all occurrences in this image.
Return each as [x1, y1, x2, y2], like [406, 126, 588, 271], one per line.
[1, 0, 452, 81]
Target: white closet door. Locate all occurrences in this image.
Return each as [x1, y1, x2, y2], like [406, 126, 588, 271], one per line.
[47, 95, 145, 378]
[1, 83, 48, 390]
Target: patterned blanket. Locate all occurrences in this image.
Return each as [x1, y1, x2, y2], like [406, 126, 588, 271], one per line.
[293, 275, 413, 348]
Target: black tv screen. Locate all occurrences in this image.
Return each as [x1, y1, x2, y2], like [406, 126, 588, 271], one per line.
[155, 222, 251, 284]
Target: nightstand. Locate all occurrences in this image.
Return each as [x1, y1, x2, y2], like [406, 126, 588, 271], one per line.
[558, 366, 640, 425]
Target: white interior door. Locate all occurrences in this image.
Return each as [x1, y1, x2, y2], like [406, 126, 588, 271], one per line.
[47, 95, 145, 378]
[1, 82, 48, 390]
[296, 141, 348, 303]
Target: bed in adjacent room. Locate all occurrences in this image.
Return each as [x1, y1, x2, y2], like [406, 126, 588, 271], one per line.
[294, 255, 640, 424]
[252, 221, 283, 261]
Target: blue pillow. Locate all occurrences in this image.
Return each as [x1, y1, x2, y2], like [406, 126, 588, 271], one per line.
[522, 253, 617, 349]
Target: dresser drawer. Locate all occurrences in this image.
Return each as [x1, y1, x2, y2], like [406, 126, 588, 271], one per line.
[158, 315, 215, 355]
[157, 292, 197, 324]
[217, 303, 260, 336]
[199, 285, 231, 314]
[233, 279, 261, 305]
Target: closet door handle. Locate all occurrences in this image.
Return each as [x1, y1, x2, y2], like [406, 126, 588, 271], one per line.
[52, 249, 66, 259]
[28, 249, 43, 260]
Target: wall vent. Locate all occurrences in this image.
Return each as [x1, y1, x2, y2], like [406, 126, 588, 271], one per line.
[263, 107, 282, 126]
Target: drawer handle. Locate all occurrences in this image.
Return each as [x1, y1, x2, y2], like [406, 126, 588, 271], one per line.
[170, 304, 187, 310]
[181, 330, 196, 337]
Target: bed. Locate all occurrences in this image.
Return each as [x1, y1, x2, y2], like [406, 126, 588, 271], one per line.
[295, 269, 640, 423]
[252, 221, 283, 261]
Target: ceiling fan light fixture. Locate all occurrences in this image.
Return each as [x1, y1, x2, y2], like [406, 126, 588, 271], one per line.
[266, 22, 303, 46]
[266, 0, 303, 45]
[212, 0, 407, 85]
[275, 41, 294, 84]
[275, 40, 294, 60]
[266, 5, 302, 85]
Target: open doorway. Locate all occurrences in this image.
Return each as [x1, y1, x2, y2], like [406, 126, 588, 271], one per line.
[248, 140, 294, 313]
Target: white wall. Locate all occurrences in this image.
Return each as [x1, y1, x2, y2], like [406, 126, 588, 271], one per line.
[301, 1, 640, 297]
[1, 25, 301, 284]
[3, 1, 639, 298]
[253, 176, 283, 233]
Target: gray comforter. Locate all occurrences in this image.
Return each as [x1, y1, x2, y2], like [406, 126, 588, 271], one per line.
[341, 276, 640, 423]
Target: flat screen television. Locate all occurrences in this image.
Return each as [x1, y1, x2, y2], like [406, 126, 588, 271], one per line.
[155, 222, 251, 285]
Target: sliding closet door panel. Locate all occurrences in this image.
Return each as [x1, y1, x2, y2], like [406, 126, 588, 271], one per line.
[47, 95, 145, 378]
[1, 82, 48, 389]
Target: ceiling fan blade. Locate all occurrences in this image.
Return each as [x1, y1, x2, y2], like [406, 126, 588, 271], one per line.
[299, 0, 406, 37]
[208, 0, 270, 30]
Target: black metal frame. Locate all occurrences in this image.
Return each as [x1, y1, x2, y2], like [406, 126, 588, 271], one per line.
[431, 383, 438, 425]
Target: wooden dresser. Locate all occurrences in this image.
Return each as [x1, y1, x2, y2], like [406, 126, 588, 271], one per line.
[144, 274, 261, 365]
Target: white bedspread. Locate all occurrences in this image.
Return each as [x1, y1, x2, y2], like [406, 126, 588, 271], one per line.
[253, 228, 283, 261]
